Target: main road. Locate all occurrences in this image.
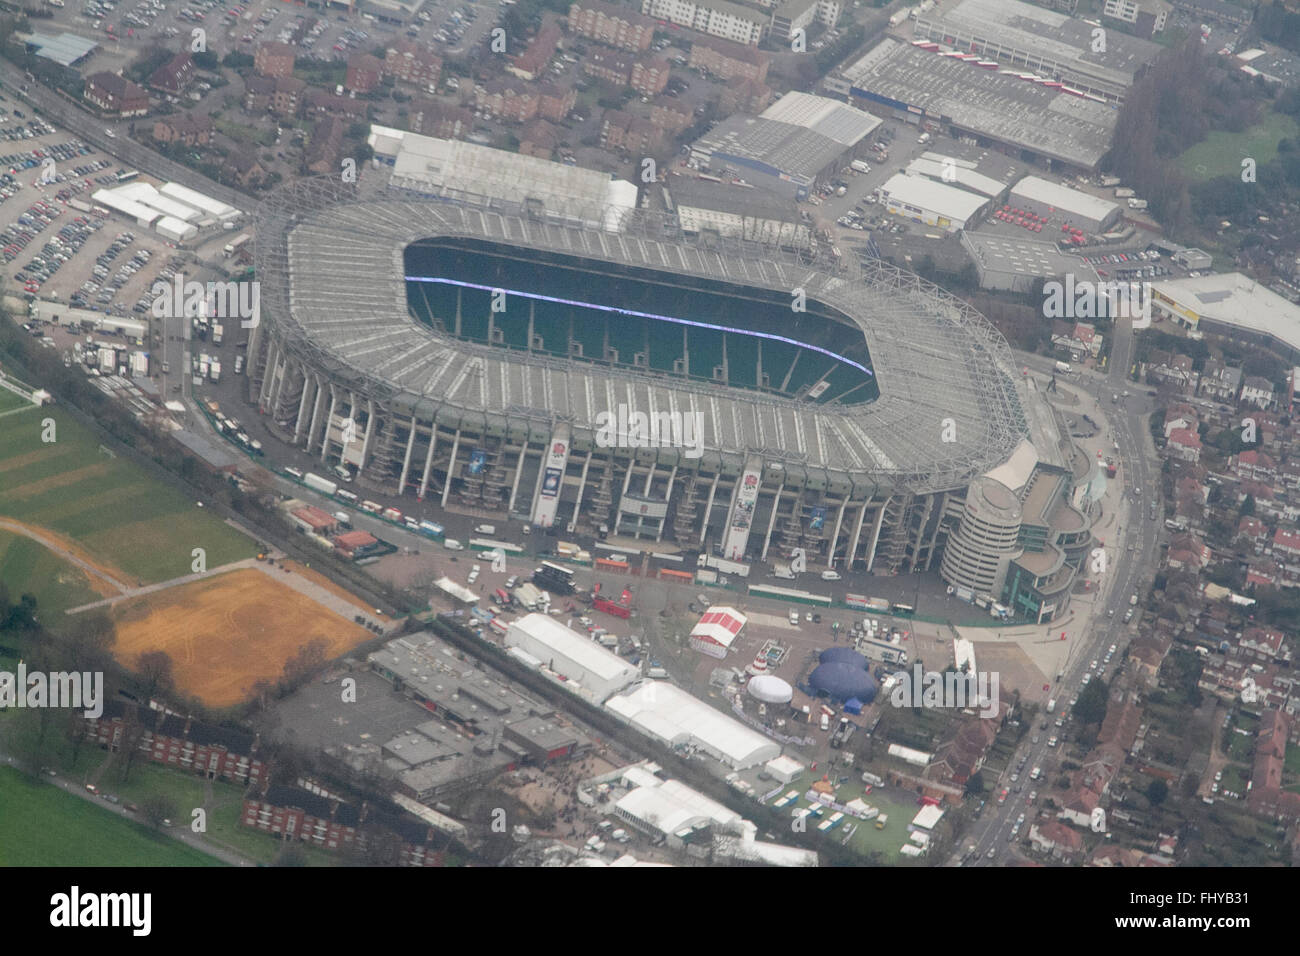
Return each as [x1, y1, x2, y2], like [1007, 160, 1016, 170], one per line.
[955, 316, 1166, 865]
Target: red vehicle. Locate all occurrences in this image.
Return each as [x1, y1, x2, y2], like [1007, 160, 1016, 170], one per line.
[593, 596, 631, 619]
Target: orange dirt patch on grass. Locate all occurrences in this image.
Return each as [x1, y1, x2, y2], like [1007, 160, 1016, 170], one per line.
[111, 568, 372, 707]
[0, 517, 132, 591]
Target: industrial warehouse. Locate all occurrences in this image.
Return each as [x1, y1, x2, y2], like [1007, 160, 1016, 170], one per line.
[686, 91, 881, 200]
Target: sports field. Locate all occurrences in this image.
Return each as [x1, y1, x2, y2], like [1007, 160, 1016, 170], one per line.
[0, 389, 32, 415]
[0, 407, 255, 584]
[110, 568, 373, 707]
[0, 529, 105, 619]
[0, 767, 224, 866]
[1176, 112, 1300, 182]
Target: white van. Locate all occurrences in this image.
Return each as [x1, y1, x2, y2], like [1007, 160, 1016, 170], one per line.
[789, 609, 800, 625]
[821, 569, 842, 581]
[474, 524, 496, 536]
[820, 712, 830, 731]
[445, 539, 464, 551]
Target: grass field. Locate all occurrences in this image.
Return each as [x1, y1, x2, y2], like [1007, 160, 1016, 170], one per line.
[111, 568, 372, 707]
[0, 407, 255, 585]
[771, 770, 920, 864]
[0, 389, 33, 415]
[1176, 112, 1300, 182]
[0, 766, 224, 866]
[0, 529, 105, 623]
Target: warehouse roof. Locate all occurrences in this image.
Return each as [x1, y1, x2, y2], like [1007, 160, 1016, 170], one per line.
[23, 31, 98, 66]
[878, 172, 989, 223]
[1009, 176, 1120, 224]
[158, 181, 242, 221]
[1150, 273, 1300, 352]
[915, 0, 1163, 90]
[759, 91, 882, 148]
[606, 681, 780, 768]
[837, 39, 1118, 169]
[963, 232, 1095, 280]
[906, 157, 1007, 198]
[615, 776, 742, 837]
[665, 176, 801, 221]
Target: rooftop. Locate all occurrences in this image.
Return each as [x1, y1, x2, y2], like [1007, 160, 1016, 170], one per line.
[1009, 176, 1121, 224]
[1150, 273, 1300, 352]
[837, 39, 1119, 169]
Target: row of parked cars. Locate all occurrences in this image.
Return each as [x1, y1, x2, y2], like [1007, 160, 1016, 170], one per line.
[123, 0, 166, 30]
[22, 215, 103, 299]
[76, 232, 151, 310]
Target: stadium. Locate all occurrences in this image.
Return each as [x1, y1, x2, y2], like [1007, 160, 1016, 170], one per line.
[248, 176, 1032, 574]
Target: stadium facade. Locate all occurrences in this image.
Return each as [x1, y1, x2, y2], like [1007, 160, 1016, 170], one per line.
[249, 176, 1067, 579]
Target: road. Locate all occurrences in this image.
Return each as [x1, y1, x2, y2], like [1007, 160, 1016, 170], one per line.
[956, 322, 1166, 865]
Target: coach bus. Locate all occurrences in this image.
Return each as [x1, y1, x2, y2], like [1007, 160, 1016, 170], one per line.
[116, 170, 141, 183]
[891, 603, 916, 616]
[748, 583, 832, 607]
[533, 561, 576, 595]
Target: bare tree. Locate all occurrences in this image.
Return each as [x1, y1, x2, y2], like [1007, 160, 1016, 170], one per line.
[140, 793, 178, 830]
[136, 650, 176, 703]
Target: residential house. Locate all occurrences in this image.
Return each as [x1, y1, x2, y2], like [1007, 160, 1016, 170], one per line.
[1199, 359, 1243, 403]
[1240, 376, 1276, 410]
[1238, 626, 1289, 664]
[302, 89, 368, 122]
[519, 118, 561, 159]
[1166, 428, 1202, 463]
[406, 99, 474, 139]
[254, 40, 296, 78]
[243, 74, 305, 117]
[383, 39, 443, 90]
[346, 53, 384, 94]
[649, 96, 693, 133]
[1234, 449, 1278, 483]
[1236, 516, 1268, 554]
[508, 16, 563, 81]
[85, 701, 267, 786]
[147, 52, 194, 96]
[475, 77, 540, 123]
[600, 109, 663, 153]
[537, 80, 576, 122]
[630, 55, 671, 96]
[567, 0, 657, 52]
[688, 33, 770, 82]
[305, 116, 346, 175]
[225, 151, 269, 189]
[1030, 820, 1084, 860]
[83, 72, 149, 117]
[152, 113, 214, 147]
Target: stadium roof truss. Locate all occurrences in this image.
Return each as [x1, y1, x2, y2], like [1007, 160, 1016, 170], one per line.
[255, 177, 1028, 494]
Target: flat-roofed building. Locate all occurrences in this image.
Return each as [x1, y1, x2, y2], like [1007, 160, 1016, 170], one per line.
[1009, 175, 1121, 233]
[877, 172, 991, 232]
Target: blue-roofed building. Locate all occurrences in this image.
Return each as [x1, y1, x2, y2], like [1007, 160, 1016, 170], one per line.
[21, 31, 99, 67]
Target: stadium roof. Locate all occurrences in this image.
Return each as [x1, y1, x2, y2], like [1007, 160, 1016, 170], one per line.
[914, 0, 1163, 94]
[370, 126, 638, 232]
[1009, 176, 1120, 224]
[835, 39, 1118, 170]
[879, 173, 989, 224]
[1150, 273, 1300, 352]
[906, 157, 1007, 198]
[690, 93, 880, 185]
[605, 681, 780, 769]
[256, 177, 1031, 495]
[23, 31, 98, 66]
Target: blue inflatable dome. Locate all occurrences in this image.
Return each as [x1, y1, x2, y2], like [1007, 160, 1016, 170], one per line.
[809, 661, 877, 703]
[819, 647, 868, 668]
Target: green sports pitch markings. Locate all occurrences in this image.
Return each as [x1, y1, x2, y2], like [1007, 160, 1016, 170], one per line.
[1176, 112, 1300, 183]
[0, 408, 255, 584]
[0, 767, 225, 866]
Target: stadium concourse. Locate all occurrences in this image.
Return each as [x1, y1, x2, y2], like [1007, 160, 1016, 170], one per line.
[249, 173, 1055, 577]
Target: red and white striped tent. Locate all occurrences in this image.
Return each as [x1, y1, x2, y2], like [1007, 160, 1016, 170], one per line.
[689, 606, 748, 660]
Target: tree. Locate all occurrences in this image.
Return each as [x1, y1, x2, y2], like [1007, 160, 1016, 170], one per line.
[1240, 494, 1256, 518]
[1147, 778, 1169, 806]
[1073, 679, 1109, 727]
[136, 650, 175, 702]
[965, 771, 986, 796]
[279, 637, 329, 693]
[140, 793, 178, 830]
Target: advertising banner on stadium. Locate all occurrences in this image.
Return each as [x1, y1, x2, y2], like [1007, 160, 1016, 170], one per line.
[532, 430, 570, 529]
[468, 449, 487, 475]
[722, 466, 761, 560]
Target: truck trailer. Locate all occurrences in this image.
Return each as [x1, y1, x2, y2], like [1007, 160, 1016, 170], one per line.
[302, 473, 338, 496]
